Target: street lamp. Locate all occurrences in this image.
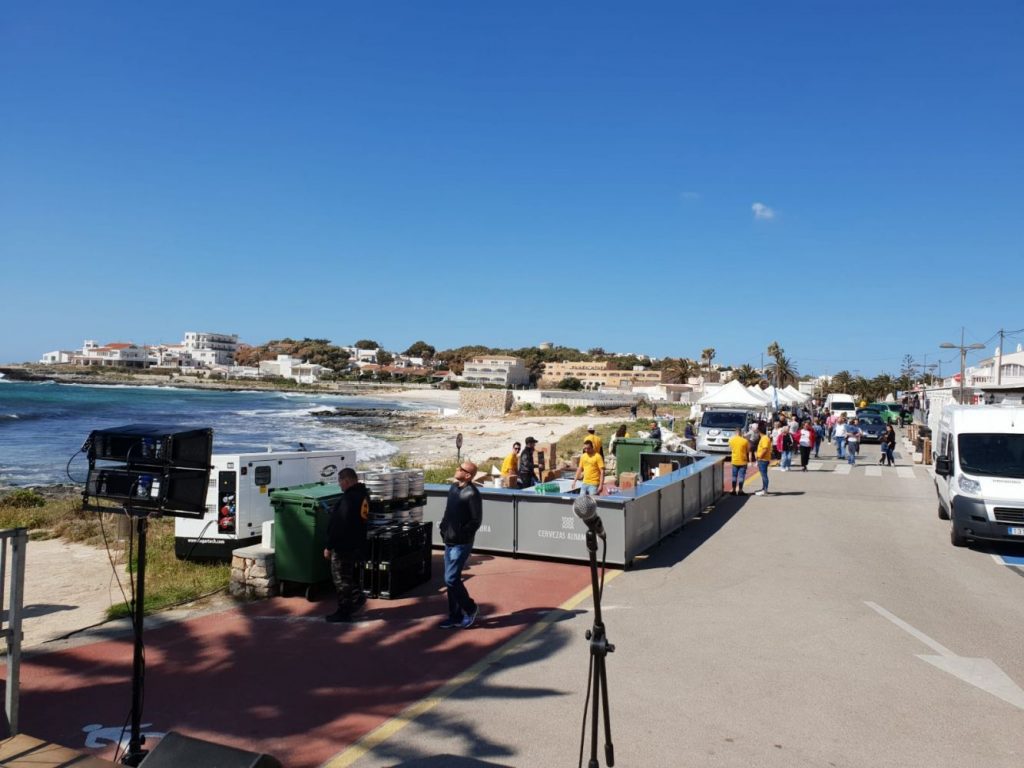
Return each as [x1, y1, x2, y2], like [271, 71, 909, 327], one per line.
[939, 328, 985, 404]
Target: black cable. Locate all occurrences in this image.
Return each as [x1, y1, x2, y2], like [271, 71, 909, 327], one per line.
[578, 649, 595, 768]
[183, 519, 218, 562]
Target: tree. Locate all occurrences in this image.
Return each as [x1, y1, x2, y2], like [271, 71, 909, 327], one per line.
[662, 357, 698, 384]
[767, 355, 799, 387]
[587, 347, 607, 357]
[354, 339, 379, 350]
[556, 376, 583, 391]
[731, 364, 760, 386]
[376, 350, 394, 366]
[701, 347, 716, 374]
[403, 341, 435, 360]
[830, 370, 853, 395]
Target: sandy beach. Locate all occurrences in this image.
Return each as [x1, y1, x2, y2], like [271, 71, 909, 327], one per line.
[351, 388, 627, 470]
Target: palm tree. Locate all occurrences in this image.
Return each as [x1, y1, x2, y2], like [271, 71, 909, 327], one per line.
[830, 370, 853, 395]
[701, 347, 716, 375]
[768, 355, 799, 388]
[731, 364, 760, 386]
[662, 357, 698, 384]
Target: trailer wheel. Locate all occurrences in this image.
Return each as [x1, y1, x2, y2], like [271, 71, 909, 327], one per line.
[305, 583, 317, 601]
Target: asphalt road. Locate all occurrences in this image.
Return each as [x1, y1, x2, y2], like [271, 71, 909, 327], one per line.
[340, 442, 1024, 768]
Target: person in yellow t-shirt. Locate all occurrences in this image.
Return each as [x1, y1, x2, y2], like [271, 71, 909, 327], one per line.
[754, 424, 772, 496]
[585, 425, 604, 458]
[572, 439, 605, 495]
[500, 442, 521, 486]
[728, 426, 752, 496]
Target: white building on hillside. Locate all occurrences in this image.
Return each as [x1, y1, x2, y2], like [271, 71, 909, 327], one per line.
[183, 331, 238, 367]
[460, 355, 530, 387]
[342, 346, 380, 364]
[39, 350, 74, 364]
[967, 344, 1024, 387]
[259, 354, 331, 384]
[73, 340, 149, 368]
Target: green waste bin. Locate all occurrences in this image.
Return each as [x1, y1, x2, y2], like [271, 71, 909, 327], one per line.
[270, 482, 340, 599]
[614, 438, 660, 481]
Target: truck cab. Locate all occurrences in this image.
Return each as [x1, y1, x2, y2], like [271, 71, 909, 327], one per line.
[933, 404, 1024, 547]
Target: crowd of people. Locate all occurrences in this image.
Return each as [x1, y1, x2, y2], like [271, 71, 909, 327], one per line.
[728, 406, 901, 497]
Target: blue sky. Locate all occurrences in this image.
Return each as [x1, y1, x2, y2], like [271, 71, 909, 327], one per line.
[2, 1, 1021, 376]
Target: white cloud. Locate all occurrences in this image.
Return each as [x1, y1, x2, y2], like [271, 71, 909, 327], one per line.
[752, 202, 776, 220]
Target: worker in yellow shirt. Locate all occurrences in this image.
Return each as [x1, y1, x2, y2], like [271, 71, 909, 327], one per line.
[500, 441, 521, 487]
[728, 426, 752, 496]
[572, 439, 605, 496]
[585, 425, 604, 458]
[754, 424, 772, 496]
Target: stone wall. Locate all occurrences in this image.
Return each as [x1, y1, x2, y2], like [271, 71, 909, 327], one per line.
[459, 388, 513, 417]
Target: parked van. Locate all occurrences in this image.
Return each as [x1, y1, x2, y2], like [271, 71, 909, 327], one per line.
[175, 449, 355, 559]
[824, 393, 857, 420]
[933, 404, 1024, 547]
[696, 408, 758, 453]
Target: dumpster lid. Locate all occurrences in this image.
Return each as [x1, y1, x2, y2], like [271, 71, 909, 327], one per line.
[269, 482, 342, 505]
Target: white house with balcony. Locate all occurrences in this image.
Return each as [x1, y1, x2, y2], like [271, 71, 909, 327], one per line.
[259, 354, 331, 384]
[459, 355, 530, 387]
[72, 340, 149, 368]
[183, 331, 238, 367]
[966, 344, 1024, 387]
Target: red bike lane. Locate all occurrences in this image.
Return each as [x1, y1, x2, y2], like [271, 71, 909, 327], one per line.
[9, 552, 593, 766]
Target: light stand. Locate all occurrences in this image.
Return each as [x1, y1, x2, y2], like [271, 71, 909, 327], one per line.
[582, 529, 615, 768]
[122, 511, 150, 766]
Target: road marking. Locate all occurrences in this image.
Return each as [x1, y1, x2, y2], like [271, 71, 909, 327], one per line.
[864, 466, 882, 477]
[323, 572, 623, 767]
[864, 601, 1024, 711]
[992, 554, 1024, 567]
[896, 467, 916, 479]
[808, 461, 824, 471]
[834, 464, 851, 475]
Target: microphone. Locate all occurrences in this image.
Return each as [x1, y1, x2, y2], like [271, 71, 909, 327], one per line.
[573, 493, 605, 539]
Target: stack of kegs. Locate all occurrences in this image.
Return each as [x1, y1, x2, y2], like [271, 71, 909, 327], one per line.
[406, 468, 425, 522]
[364, 469, 396, 525]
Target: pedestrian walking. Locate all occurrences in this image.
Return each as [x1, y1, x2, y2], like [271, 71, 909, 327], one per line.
[438, 460, 483, 629]
[833, 415, 848, 460]
[845, 418, 862, 465]
[812, 418, 825, 459]
[880, 424, 896, 466]
[776, 425, 795, 471]
[797, 420, 815, 471]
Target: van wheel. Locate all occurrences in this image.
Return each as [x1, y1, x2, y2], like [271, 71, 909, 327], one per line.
[937, 500, 949, 521]
[950, 522, 967, 547]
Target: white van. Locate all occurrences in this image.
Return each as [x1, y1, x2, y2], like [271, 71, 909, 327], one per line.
[175, 449, 355, 559]
[824, 393, 857, 420]
[933, 404, 1024, 547]
[696, 408, 758, 453]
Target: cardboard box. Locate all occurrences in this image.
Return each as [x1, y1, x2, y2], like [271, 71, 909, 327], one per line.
[502, 475, 518, 489]
[619, 472, 638, 490]
[658, 462, 676, 478]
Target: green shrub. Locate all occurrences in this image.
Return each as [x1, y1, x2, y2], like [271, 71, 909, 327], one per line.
[0, 489, 46, 509]
[519, 402, 534, 411]
[549, 403, 571, 414]
[571, 406, 587, 415]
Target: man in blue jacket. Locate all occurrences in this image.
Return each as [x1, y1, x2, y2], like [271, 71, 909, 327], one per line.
[322, 467, 369, 623]
[439, 460, 483, 629]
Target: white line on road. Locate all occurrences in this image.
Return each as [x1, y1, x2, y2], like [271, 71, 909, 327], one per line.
[865, 601, 1024, 710]
[897, 467, 916, 479]
[864, 466, 882, 477]
[808, 461, 824, 471]
[834, 464, 851, 475]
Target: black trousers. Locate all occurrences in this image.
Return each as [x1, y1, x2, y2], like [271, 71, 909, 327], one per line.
[799, 446, 811, 468]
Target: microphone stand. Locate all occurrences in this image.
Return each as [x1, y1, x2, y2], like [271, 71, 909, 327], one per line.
[583, 528, 615, 767]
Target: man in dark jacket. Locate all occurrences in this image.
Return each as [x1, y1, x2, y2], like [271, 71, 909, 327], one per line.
[439, 460, 483, 629]
[517, 436, 540, 488]
[322, 467, 370, 623]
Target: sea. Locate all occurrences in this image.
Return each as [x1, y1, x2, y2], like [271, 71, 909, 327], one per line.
[0, 379, 416, 487]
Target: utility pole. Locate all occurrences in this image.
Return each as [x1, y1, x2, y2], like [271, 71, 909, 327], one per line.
[997, 328, 1004, 386]
[940, 328, 985, 405]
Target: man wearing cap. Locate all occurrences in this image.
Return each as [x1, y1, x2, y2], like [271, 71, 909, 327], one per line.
[517, 437, 540, 488]
[438, 460, 483, 629]
[585, 425, 604, 458]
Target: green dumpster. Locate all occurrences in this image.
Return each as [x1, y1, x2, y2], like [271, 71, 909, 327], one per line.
[271, 482, 340, 599]
[614, 438, 660, 481]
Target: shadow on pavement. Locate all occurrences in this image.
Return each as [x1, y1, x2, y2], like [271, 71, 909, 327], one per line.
[386, 756, 513, 767]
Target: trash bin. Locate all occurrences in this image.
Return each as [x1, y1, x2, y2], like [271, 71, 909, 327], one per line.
[613, 438, 660, 481]
[270, 482, 340, 600]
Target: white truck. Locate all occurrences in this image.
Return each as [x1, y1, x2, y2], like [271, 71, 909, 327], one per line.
[174, 449, 355, 559]
[695, 408, 759, 453]
[933, 404, 1024, 547]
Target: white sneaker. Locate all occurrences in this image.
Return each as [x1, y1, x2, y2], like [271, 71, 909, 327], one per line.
[754, 490, 766, 496]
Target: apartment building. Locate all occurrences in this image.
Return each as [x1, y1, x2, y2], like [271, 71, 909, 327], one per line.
[183, 331, 239, 367]
[540, 360, 664, 390]
[460, 355, 530, 387]
[72, 340, 149, 368]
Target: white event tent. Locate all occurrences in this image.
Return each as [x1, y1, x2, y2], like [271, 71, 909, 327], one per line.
[698, 379, 771, 408]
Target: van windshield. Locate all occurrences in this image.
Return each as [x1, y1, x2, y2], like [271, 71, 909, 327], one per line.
[831, 401, 855, 411]
[701, 411, 748, 429]
[957, 433, 1024, 478]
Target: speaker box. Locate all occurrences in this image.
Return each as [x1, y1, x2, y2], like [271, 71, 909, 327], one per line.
[88, 425, 213, 469]
[85, 466, 210, 517]
[139, 731, 282, 768]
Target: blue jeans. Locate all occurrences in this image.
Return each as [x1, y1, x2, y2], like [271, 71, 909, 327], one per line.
[731, 464, 747, 487]
[882, 445, 895, 465]
[835, 436, 846, 458]
[846, 442, 859, 464]
[443, 543, 477, 621]
[781, 450, 793, 469]
[580, 483, 599, 495]
[757, 460, 770, 491]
